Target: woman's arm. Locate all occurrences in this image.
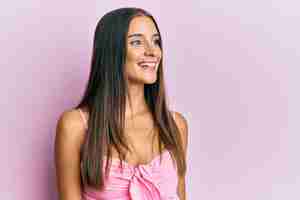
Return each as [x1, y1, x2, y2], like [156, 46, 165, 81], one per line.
[174, 111, 189, 200]
[54, 110, 86, 200]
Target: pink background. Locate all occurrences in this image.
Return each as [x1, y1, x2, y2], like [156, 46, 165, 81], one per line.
[1, 1, 295, 199]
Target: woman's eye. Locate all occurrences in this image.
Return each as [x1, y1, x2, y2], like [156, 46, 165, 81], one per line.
[154, 39, 161, 45]
[130, 39, 160, 46]
[130, 40, 141, 45]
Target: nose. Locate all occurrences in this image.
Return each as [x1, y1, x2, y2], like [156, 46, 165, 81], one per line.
[144, 42, 155, 56]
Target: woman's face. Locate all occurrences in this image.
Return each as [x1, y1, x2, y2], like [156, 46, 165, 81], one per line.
[124, 16, 162, 85]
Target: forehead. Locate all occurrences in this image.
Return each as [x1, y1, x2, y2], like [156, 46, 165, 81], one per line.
[127, 16, 158, 35]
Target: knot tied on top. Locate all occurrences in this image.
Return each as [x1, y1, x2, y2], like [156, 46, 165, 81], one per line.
[128, 165, 162, 200]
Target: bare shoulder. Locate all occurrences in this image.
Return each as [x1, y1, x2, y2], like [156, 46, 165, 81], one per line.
[172, 111, 188, 131]
[172, 111, 189, 152]
[55, 108, 86, 153]
[54, 108, 87, 199]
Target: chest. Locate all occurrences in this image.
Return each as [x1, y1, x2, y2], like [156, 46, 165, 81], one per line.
[111, 114, 163, 165]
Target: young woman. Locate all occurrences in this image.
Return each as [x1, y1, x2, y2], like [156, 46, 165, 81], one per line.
[55, 7, 188, 200]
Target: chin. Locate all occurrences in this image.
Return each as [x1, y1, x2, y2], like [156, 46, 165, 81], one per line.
[144, 80, 157, 85]
[127, 71, 158, 85]
[142, 75, 158, 84]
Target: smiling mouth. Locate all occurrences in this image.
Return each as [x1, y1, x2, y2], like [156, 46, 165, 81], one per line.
[137, 61, 158, 71]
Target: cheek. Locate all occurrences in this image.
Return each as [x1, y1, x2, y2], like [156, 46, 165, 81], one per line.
[124, 51, 140, 72]
[155, 48, 162, 58]
[126, 49, 142, 63]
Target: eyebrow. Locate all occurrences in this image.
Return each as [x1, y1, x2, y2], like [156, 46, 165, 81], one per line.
[128, 33, 160, 39]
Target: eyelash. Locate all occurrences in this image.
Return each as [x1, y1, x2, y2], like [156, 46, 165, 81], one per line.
[130, 39, 161, 46]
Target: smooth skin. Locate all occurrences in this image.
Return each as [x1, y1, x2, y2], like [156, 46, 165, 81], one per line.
[54, 16, 189, 200]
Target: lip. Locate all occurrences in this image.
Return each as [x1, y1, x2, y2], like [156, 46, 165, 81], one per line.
[138, 61, 157, 72]
[138, 62, 157, 67]
[138, 60, 158, 65]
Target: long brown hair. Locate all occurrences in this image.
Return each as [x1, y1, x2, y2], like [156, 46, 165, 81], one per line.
[74, 7, 186, 190]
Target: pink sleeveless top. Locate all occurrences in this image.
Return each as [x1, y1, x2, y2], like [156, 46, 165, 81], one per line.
[78, 109, 180, 200]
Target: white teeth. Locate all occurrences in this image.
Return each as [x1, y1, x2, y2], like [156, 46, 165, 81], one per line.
[138, 62, 156, 68]
[139, 62, 156, 70]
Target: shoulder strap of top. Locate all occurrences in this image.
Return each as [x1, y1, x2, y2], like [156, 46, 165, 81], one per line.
[78, 108, 87, 130]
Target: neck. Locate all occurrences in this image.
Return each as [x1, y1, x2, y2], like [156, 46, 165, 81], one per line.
[125, 83, 149, 119]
